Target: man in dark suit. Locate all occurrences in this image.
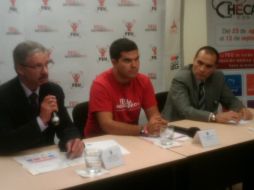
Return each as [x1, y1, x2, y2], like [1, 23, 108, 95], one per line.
[0, 41, 84, 158]
[162, 46, 252, 123]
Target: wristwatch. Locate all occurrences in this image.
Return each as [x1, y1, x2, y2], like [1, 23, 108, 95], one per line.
[209, 113, 216, 122]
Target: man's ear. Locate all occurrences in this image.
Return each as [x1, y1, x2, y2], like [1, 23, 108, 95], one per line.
[111, 59, 117, 65]
[16, 65, 24, 76]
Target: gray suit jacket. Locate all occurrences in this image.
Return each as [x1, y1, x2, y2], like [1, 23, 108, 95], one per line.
[162, 64, 244, 121]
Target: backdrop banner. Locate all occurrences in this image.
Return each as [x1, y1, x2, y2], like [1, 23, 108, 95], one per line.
[0, 0, 182, 111]
[207, 0, 254, 108]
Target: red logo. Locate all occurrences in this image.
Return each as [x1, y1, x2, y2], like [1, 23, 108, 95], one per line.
[152, 0, 157, 11]
[10, 0, 16, 6]
[97, 46, 109, 62]
[118, 0, 138, 7]
[124, 20, 135, 36]
[6, 27, 21, 35]
[65, 50, 86, 58]
[170, 20, 177, 33]
[151, 46, 157, 60]
[170, 54, 180, 70]
[98, 0, 105, 7]
[97, 0, 107, 11]
[69, 21, 81, 37]
[63, 0, 85, 6]
[148, 73, 157, 80]
[71, 71, 83, 88]
[9, 0, 18, 12]
[41, 0, 51, 10]
[145, 24, 157, 32]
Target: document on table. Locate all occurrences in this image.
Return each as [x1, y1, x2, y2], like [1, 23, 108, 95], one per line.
[228, 119, 252, 125]
[14, 140, 129, 175]
[14, 149, 84, 175]
[85, 139, 130, 155]
[141, 132, 190, 149]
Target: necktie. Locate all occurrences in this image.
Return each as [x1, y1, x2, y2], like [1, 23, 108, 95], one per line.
[198, 82, 205, 110]
[29, 93, 39, 115]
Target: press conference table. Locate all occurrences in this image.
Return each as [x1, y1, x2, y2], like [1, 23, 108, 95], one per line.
[0, 135, 184, 190]
[1, 117, 254, 190]
[170, 118, 254, 189]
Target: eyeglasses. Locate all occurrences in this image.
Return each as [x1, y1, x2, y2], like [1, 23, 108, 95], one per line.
[20, 60, 54, 71]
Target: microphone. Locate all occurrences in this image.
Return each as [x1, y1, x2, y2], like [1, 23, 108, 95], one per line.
[169, 125, 200, 137]
[51, 112, 60, 126]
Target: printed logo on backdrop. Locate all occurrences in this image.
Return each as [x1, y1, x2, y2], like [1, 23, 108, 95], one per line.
[9, 0, 18, 13]
[118, 0, 139, 7]
[170, 20, 177, 34]
[91, 24, 113, 32]
[69, 21, 81, 37]
[148, 73, 157, 80]
[97, 0, 107, 12]
[97, 46, 109, 63]
[123, 20, 136, 37]
[150, 46, 157, 60]
[145, 24, 157, 32]
[70, 71, 84, 88]
[211, 0, 254, 19]
[224, 75, 242, 96]
[170, 54, 180, 70]
[6, 27, 22, 35]
[246, 74, 254, 96]
[63, 0, 85, 6]
[40, 0, 51, 11]
[151, 0, 157, 11]
[64, 50, 87, 59]
[34, 24, 56, 33]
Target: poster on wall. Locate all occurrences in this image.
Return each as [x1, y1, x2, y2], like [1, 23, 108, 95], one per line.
[207, 0, 254, 108]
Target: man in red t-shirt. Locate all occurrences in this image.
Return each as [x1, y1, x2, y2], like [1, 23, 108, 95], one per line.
[84, 38, 167, 137]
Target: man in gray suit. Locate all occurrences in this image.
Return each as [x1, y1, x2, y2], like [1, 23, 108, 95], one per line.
[162, 46, 252, 123]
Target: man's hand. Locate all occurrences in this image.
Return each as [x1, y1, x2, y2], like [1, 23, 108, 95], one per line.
[239, 108, 253, 120]
[66, 138, 84, 159]
[39, 95, 58, 124]
[215, 111, 241, 124]
[147, 115, 168, 136]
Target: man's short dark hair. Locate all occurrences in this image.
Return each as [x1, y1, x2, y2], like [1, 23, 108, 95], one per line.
[194, 46, 219, 64]
[109, 38, 138, 60]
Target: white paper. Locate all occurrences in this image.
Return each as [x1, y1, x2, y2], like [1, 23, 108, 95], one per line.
[227, 119, 251, 125]
[85, 140, 129, 155]
[14, 149, 84, 175]
[141, 132, 187, 149]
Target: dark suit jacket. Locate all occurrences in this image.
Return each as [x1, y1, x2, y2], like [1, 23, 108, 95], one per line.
[162, 64, 244, 121]
[0, 77, 80, 154]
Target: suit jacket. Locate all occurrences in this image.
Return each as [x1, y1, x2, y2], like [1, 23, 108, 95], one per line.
[162, 64, 244, 121]
[0, 77, 80, 154]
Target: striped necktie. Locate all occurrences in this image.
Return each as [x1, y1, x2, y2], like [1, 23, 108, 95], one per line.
[198, 81, 205, 110]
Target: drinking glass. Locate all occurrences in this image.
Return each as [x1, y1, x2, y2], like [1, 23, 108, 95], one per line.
[160, 125, 175, 146]
[84, 148, 102, 174]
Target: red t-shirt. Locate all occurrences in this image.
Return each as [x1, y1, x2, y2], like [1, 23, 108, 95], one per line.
[84, 69, 157, 137]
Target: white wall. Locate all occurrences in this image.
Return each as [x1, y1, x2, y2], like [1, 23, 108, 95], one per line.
[183, 0, 207, 64]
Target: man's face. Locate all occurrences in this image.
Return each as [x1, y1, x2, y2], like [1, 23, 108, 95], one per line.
[112, 50, 140, 83]
[192, 50, 217, 81]
[17, 52, 50, 90]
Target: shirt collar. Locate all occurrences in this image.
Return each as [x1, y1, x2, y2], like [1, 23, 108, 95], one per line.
[19, 81, 40, 97]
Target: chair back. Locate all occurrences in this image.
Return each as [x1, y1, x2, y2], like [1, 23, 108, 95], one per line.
[72, 102, 89, 138]
[155, 91, 168, 112]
